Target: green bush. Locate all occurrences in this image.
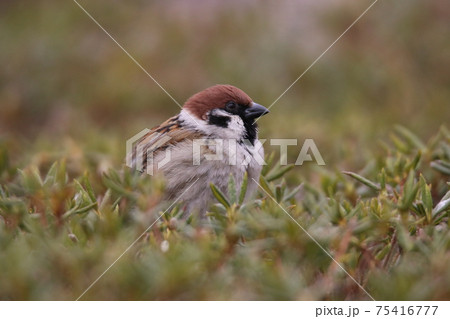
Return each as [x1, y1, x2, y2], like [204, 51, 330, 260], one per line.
[0, 126, 448, 300]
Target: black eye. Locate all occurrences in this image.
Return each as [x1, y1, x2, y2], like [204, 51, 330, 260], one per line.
[225, 101, 238, 113]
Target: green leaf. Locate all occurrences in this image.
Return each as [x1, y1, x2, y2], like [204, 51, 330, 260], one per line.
[412, 202, 426, 216]
[259, 175, 275, 198]
[19, 167, 43, 192]
[379, 168, 386, 190]
[407, 151, 421, 171]
[353, 219, 373, 235]
[44, 162, 58, 186]
[55, 160, 68, 185]
[343, 171, 381, 191]
[238, 172, 248, 205]
[283, 184, 303, 202]
[394, 125, 426, 150]
[431, 160, 450, 175]
[63, 201, 98, 219]
[102, 173, 135, 200]
[396, 223, 414, 251]
[266, 164, 294, 182]
[227, 173, 237, 204]
[399, 170, 419, 211]
[261, 151, 275, 176]
[390, 133, 409, 153]
[376, 244, 391, 260]
[275, 185, 283, 202]
[210, 183, 230, 208]
[432, 197, 450, 218]
[442, 190, 450, 201]
[99, 189, 112, 211]
[419, 174, 432, 220]
[82, 173, 97, 203]
[0, 184, 6, 198]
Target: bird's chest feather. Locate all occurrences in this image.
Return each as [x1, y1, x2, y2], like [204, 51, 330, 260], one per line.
[158, 138, 263, 205]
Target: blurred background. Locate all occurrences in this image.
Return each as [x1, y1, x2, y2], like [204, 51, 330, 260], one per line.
[1, 0, 450, 301]
[1, 0, 449, 177]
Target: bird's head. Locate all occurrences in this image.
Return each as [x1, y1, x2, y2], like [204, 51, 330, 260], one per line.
[182, 85, 269, 144]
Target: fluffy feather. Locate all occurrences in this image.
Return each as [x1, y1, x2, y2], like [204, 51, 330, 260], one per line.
[129, 84, 268, 216]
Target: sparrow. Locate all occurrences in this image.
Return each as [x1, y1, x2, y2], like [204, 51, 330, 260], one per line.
[129, 84, 269, 216]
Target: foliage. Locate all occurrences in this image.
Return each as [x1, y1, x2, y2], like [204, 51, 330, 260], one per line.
[1, 0, 449, 301]
[0, 126, 449, 300]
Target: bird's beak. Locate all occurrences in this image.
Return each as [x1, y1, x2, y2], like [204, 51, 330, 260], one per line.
[244, 102, 270, 120]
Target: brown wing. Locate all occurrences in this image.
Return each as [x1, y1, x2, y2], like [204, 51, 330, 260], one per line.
[129, 115, 202, 172]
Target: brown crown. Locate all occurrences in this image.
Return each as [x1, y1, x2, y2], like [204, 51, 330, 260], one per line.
[183, 85, 252, 120]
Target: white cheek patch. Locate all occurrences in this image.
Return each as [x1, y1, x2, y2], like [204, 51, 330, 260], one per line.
[179, 109, 208, 129]
[179, 108, 247, 140]
[209, 109, 246, 139]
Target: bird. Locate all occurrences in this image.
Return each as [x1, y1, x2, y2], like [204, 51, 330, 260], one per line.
[128, 84, 269, 216]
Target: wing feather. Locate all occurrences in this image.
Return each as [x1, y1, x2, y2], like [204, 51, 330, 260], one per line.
[129, 115, 202, 172]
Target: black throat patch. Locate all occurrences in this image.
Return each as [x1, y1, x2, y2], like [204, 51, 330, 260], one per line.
[242, 119, 258, 145]
[208, 106, 259, 145]
[208, 113, 231, 128]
